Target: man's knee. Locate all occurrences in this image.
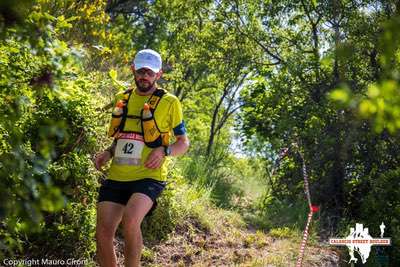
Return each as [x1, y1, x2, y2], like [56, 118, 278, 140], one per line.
[122, 214, 142, 235]
[96, 201, 124, 243]
[96, 222, 117, 242]
[122, 193, 153, 234]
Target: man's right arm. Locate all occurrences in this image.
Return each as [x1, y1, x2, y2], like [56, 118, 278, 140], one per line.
[104, 139, 117, 157]
[95, 139, 117, 170]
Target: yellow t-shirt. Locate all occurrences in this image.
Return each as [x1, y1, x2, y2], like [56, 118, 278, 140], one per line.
[107, 88, 184, 182]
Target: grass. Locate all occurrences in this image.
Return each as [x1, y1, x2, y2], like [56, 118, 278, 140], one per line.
[141, 203, 339, 267]
[139, 151, 337, 266]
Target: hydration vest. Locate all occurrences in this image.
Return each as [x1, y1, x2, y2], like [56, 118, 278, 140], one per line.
[107, 88, 170, 148]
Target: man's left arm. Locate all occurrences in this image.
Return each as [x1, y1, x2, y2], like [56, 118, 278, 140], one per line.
[144, 97, 189, 169]
[143, 134, 189, 169]
[168, 134, 189, 156]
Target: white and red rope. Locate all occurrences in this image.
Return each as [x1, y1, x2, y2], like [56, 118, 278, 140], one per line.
[270, 145, 318, 267]
[295, 148, 319, 267]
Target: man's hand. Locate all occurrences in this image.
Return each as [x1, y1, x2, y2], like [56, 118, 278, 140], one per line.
[144, 147, 165, 169]
[94, 151, 112, 170]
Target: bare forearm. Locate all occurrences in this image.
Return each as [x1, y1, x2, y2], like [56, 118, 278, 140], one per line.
[105, 139, 117, 157]
[170, 135, 189, 157]
[144, 135, 189, 169]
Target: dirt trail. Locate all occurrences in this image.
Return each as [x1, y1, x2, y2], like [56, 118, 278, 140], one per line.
[110, 218, 341, 267]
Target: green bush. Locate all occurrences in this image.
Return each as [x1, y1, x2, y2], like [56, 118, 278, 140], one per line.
[0, 10, 109, 260]
[252, 191, 310, 230]
[180, 145, 246, 208]
[358, 168, 400, 264]
[142, 168, 213, 244]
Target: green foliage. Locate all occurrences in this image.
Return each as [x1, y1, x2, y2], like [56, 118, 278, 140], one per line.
[328, 11, 400, 135]
[181, 145, 246, 208]
[251, 190, 310, 230]
[358, 168, 400, 262]
[359, 81, 400, 133]
[238, 1, 400, 264]
[0, 1, 34, 28]
[2, 0, 257, 261]
[4, 0, 400, 265]
[0, 1, 111, 259]
[269, 227, 300, 240]
[142, 169, 213, 243]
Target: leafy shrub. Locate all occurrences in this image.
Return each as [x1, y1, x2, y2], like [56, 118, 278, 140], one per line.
[142, 168, 213, 244]
[358, 168, 400, 264]
[181, 145, 246, 208]
[0, 9, 109, 260]
[269, 227, 299, 239]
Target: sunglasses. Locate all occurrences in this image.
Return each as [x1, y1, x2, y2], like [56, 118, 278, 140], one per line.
[135, 68, 156, 77]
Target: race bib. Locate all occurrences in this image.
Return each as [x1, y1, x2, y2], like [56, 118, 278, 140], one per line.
[114, 133, 144, 166]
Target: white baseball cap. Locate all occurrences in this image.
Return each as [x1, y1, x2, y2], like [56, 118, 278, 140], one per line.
[133, 49, 162, 73]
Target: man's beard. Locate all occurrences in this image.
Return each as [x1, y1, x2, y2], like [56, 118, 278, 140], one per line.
[135, 78, 156, 93]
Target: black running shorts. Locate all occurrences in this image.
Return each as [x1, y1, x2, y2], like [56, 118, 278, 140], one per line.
[98, 178, 166, 216]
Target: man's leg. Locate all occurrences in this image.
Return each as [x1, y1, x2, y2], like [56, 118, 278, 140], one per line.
[122, 193, 153, 267]
[96, 201, 124, 267]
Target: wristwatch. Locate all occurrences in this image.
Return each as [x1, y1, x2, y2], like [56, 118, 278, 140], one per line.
[163, 145, 171, 156]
